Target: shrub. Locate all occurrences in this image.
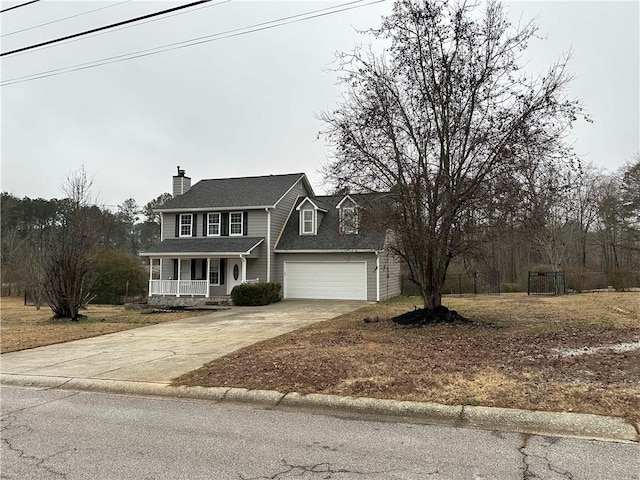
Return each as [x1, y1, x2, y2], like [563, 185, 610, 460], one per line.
[231, 282, 281, 306]
[93, 250, 148, 304]
[607, 268, 637, 292]
[565, 265, 587, 293]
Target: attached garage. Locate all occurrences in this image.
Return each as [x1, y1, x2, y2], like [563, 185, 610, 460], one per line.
[283, 261, 367, 300]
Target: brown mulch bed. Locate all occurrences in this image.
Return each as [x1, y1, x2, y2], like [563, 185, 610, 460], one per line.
[174, 293, 640, 423]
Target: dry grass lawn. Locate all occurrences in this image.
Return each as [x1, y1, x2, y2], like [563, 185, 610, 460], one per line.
[0, 296, 211, 353]
[175, 292, 640, 423]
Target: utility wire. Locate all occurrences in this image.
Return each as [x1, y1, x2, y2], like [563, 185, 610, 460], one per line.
[1, 0, 212, 57]
[0, 0, 40, 14]
[3, 0, 231, 56]
[2, 0, 131, 38]
[1, 0, 383, 87]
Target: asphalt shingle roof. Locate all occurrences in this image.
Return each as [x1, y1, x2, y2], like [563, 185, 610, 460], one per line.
[275, 194, 387, 251]
[158, 173, 308, 210]
[141, 237, 264, 256]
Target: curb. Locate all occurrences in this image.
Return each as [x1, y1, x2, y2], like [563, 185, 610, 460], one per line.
[2, 373, 637, 443]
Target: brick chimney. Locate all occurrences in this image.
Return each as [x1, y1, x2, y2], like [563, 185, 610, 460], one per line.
[172, 166, 191, 197]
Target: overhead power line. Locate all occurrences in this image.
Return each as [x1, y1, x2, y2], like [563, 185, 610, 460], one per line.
[1, 0, 384, 87]
[3, 0, 231, 55]
[2, 0, 131, 38]
[1, 0, 212, 57]
[0, 0, 40, 14]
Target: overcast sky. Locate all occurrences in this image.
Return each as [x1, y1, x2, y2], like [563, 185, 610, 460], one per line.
[1, 0, 638, 210]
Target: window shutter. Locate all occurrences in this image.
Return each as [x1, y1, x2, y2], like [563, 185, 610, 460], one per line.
[222, 212, 229, 236]
[190, 259, 196, 280]
[243, 211, 248, 236]
[201, 260, 206, 279]
[173, 259, 178, 279]
[220, 259, 226, 285]
[175, 215, 179, 237]
[203, 214, 207, 236]
[192, 214, 197, 237]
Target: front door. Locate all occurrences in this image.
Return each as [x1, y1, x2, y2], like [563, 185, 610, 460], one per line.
[226, 258, 243, 294]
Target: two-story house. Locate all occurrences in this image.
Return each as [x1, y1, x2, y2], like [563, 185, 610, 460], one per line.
[141, 168, 401, 304]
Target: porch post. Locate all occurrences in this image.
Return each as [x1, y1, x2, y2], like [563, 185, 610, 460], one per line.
[148, 258, 153, 297]
[240, 255, 247, 283]
[206, 258, 210, 298]
[177, 258, 181, 297]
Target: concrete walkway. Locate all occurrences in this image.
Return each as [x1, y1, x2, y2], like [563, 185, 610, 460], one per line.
[1, 300, 366, 384]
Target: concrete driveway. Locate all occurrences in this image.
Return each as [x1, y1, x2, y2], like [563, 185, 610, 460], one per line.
[1, 300, 366, 385]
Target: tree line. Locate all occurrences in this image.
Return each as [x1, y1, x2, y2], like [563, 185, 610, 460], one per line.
[457, 159, 639, 291]
[1, 167, 171, 316]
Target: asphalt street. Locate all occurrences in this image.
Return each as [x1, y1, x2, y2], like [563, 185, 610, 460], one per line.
[2, 386, 638, 480]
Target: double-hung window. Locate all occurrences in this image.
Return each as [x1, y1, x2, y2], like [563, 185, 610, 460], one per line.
[179, 214, 192, 237]
[209, 259, 220, 286]
[302, 209, 314, 234]
[208, 213, 221, 236]
[230, 212, 243, 236]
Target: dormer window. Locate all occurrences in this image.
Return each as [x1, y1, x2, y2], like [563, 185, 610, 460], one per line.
[302, 209, 314, 234]
[337, 195, 360, 235]
[296, 197, 326, 236]
[341, 206, 359, 234]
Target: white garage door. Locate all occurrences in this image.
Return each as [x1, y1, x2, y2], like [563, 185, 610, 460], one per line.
[284, 261, 367, 300]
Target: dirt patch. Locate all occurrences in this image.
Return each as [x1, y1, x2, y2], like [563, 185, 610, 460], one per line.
[174, 292, 640, 423]
[0, 297, 211, 353]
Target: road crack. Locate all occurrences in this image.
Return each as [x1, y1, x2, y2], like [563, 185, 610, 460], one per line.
[2, 414, 74, 478]
[519, 434, 576, 480]
[240, 459, 389, 479]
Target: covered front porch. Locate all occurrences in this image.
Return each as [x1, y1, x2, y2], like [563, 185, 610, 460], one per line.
[141, 237, 264, 299]
[147, 256, 259, 298]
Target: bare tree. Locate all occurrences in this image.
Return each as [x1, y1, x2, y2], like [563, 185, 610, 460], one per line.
[42, 166, 101, 319]
[23, 242, 46, 309]
[322, 0, 585, 311]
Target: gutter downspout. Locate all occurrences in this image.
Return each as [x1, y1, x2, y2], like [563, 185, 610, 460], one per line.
[375, 251, 380, 302]
[265, 208, 271, 282]
[240, 255, 247, 283]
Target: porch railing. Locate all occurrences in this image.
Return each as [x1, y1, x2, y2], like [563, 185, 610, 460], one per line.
[149, 280, 208, 297]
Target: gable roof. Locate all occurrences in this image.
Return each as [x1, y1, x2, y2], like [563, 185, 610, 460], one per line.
[335, 194, 359, 209]
[296, 196, 328, 212]
[158, 173, 311, 211]
[275, 193, 388, 252]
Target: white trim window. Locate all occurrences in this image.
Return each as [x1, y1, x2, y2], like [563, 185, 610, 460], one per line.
[209, 259, 221, 286]
[341, 206, 359, 234]
[230, 212, 243, 236]
[179, 213, 192, 237]
[207, 212, 221, 236]
[301, 209, 315, 235]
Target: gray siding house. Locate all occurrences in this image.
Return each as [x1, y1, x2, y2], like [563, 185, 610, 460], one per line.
[141, 169, 401, 303]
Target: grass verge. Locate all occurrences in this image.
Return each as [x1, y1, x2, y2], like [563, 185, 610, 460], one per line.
[174, 292, 640, 423]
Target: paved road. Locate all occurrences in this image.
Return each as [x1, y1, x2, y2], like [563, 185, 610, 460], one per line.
[1, 300, 365, 384]
[2, 386, 637, 480]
